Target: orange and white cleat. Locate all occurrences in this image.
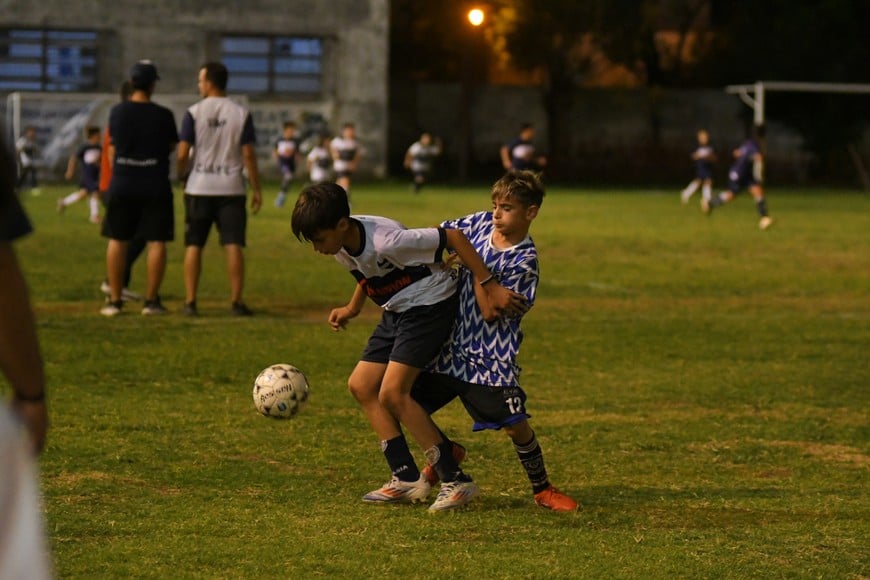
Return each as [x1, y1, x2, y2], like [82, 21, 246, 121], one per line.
[422, 442, 467, 486]
[362, 475, 431, 504]
[534, 486, 578, 512]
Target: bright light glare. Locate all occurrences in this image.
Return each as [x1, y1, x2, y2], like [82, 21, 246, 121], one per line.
[468, 8, 485, 26]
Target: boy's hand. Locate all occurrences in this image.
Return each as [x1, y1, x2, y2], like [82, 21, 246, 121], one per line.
[485, 283, 529, 317]
[328, 305, 360, 331]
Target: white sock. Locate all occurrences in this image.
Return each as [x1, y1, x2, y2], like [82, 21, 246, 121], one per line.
[681, 181, 699, 199]
[62, 192, 81, 206]
[88, 194, 99, 219]
[702, 184, 711, 201]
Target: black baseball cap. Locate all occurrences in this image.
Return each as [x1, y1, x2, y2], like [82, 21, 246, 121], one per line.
[130, 60, 160, 86]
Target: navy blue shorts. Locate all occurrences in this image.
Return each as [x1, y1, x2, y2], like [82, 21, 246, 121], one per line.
[184, 195, 247, 247]
[361, 292, 459, 369]
[727, 170, 758, 193]
[81, 176, 100, 193]
[411, 372, 531, 431]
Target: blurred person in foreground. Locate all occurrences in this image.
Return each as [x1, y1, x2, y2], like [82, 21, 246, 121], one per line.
[0, 129, 52, 579]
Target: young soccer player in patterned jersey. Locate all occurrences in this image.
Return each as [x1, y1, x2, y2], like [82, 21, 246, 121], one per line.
[702, 124, 774, 230]
[411, 170, 578, 512]
[291, 182, 529, 511]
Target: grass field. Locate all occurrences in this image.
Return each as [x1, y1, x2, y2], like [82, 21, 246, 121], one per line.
[9, 181, 869, 578]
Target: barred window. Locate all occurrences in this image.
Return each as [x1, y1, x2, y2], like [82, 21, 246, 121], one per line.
[221, 35, 322, 95]
[0, 29, 98, 91]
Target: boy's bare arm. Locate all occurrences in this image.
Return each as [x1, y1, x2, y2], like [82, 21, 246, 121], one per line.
[443, 228, 528, 317]
[329, 283, 367, 331]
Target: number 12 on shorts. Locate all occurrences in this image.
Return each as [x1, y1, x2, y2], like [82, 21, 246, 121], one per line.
[506, 396, 524, 415]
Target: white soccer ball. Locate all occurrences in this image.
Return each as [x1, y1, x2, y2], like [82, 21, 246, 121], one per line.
[253, 363, 310, 418]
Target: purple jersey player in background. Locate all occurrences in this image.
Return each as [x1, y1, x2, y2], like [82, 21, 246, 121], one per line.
[702, 124, 773, 230]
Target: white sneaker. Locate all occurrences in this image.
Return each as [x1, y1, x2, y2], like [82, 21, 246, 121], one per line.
[362, 475, 431, 504]
[100, 300, 123, 317]
[428, 479, 479, 512]
[759, 216, 774, 230]
[100, 282, 143, 302]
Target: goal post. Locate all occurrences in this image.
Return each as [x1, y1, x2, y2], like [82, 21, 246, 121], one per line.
[725, 81, 870, 126]
[724, 81, 870, 189]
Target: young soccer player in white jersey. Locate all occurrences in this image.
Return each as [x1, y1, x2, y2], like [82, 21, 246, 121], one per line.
[291, 182, 530, 511]
[404, 131, 442, 194]
[306, 133, 333, 183]
[680, 129, 716, 204]
[411, 170, 578, 512]
[330, 123, 361, 194]
[273, 121, 301, 209]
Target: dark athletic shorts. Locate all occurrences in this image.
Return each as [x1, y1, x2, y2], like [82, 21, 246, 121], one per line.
[411, 372, 531, 431]
[361, 292, 459, 369]
[184, 194, 247, 247]
[102, 193, 174, 242]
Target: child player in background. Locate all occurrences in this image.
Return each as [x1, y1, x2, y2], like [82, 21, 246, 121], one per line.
[680, 129, 716, 205]
[273, 121, 301, 208]
[58, 126, 102, 223]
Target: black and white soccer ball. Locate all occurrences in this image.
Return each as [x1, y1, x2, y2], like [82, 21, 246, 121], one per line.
[252, 364, 310, 418]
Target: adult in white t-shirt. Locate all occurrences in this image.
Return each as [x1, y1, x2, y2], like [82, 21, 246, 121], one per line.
[178, 62, 262, 317]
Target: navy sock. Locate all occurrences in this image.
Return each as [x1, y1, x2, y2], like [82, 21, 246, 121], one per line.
[382, 435, 420, 482]
[514, 433, 550, 494]
[426, 441, 466, 483]
[756, 197, 769, 217]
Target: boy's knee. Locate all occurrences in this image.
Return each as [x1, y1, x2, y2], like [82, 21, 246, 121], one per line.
[347, 377, 377, 403]
[377, 386, 401, 413]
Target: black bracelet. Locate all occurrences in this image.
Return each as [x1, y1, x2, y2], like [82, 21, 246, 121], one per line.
[14, 391, 45, 403]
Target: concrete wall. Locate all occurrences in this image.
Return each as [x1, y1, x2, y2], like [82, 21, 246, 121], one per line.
[0, 0, 389, 178]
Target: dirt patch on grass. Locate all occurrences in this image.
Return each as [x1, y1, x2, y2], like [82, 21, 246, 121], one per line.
[48, 470, 182, 496]
[767, 441, 869, 467]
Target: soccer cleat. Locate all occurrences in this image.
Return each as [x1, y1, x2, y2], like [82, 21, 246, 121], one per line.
[231, 301, 254, 316]
[759, 216, 774, 230]
[100, 299, 123, 317]
[275, 192, 287, 208]
[141, 298, 168, 316]
[422, 442, 467, 486]
[534, 486, 578, 512]
[428, 478, 479, 512]
[362, 475, 431, 504]
[182, 301, 198, 317]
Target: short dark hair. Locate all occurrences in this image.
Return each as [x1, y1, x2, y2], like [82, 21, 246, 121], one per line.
[283, 121, 296, 129]
[119, 80, 133, 101]
[491, 170, 545, 208]
[291, 182, 351, 242]
[86, 126, 101, 138]
[201, 62, 229, 91]
[520, 122, 534, 131]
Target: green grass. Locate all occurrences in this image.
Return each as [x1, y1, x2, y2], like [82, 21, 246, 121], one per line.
[10, 182, 870, 578]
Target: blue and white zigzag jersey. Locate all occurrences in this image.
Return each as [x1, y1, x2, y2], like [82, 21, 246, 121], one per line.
[430, 211, 538, 386]
[334, 215, 457, 312]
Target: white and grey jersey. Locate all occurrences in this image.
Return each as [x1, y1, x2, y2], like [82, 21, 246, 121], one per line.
[335, 215, 457, 312]
[330, 137, 359, 173]
[180, 96, 256, 196]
